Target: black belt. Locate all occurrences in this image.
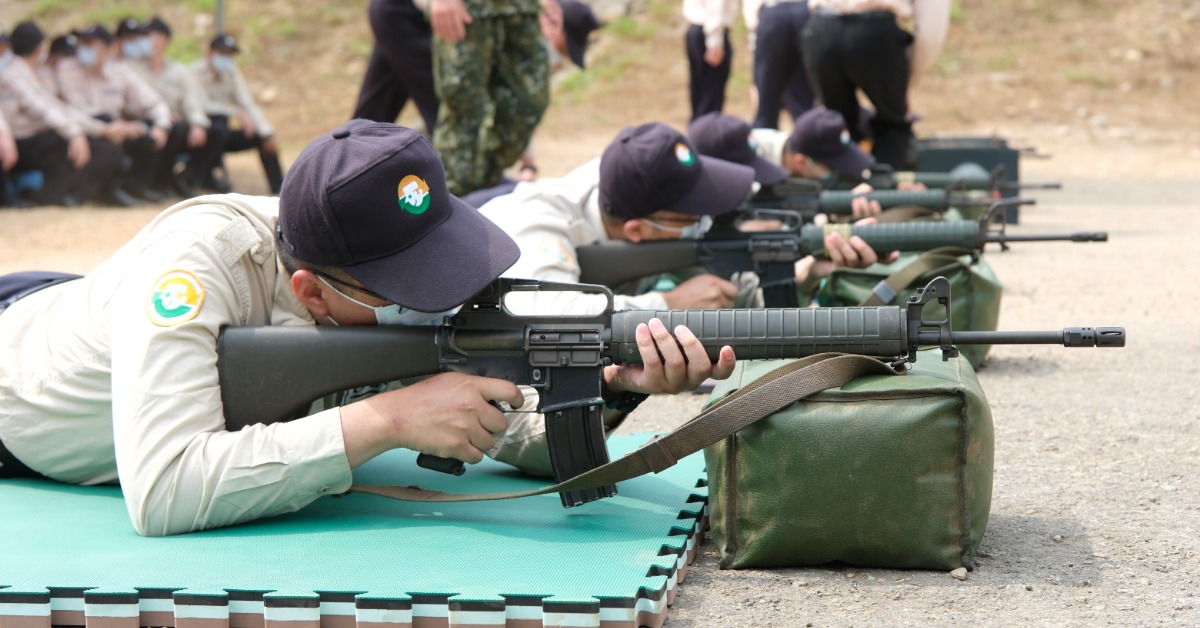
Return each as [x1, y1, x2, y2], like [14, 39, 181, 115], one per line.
[814, 8, 896, 19]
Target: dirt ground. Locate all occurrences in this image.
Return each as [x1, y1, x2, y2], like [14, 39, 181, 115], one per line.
[2, 0, 1199, 625]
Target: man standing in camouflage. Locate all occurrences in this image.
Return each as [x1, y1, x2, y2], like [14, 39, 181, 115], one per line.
[423, 0, 557, 196]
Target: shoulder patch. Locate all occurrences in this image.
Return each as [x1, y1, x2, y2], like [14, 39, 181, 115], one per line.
[538, 236, 577, 271]
[147, 270, 206, 327]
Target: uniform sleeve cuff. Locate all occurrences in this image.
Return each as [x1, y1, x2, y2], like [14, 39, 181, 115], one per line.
[270, 407, 354, 499]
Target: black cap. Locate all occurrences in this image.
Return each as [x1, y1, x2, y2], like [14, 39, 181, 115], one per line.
[144, 16, 172, 38]
[688, 112, 788, 186]
[598, 122, 755, 220]
[788, 108, 875, 179]
[210, 33, 239, 53]
[78, 24, 113, 45]
[9, 21, 45, 57]
[561, 0, 600, 69]
[278, 120, 520, 312]
[115, 17, 144, 39]
[49, 33, 78, 56]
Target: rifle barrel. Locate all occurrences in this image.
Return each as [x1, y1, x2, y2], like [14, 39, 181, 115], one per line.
[922, 327, 1126, 348]
[987, 231, 1107, 243]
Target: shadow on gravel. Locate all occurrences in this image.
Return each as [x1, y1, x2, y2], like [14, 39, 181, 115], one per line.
[971, 513, 1102, 587]
[976, 356, 1064, 377]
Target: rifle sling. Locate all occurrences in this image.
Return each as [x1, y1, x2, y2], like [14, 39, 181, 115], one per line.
[862, 246, 975, 306]
[348, 353, 902, 503]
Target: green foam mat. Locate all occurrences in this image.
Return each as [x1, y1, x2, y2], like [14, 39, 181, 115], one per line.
[0, 434, 707, 628]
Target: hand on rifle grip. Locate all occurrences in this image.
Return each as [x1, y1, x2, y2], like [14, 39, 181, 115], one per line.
[415, 399, 509, 476]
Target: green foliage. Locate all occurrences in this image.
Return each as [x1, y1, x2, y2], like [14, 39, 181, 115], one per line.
[1064, 70, 1112, 87]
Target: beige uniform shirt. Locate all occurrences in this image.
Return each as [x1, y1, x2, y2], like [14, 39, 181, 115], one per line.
[190, 61, 274, 138]
[128, 58, 211, 128]
[0, 195, 351, 536]
[808, 0, 950, 83]
[35, 63, 61, 98]
[478, 158, 672, 315]
[55, 57, 172, 129]
[683, 0, 740, 51]
[0, 57, 104, 141]
[750, 127, 790, 168]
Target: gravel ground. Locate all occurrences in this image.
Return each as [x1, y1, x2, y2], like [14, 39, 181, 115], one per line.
[617, 177, 1200, 626]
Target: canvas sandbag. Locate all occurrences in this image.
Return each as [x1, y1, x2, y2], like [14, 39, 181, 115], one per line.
[703, 350, 994, 570]
[816, 247, 1001, 368]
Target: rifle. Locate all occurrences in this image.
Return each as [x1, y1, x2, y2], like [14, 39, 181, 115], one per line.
[864, 163, 1062, 194]
[745, 184, 1037, 219]
[217, 277, 1125, 508]
[576, 203, 1107, 306]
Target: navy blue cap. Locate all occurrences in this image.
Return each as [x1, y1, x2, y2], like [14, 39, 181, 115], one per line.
[788, 108, 875, 179]
[78, 23, 113, 45]
[115, 17, 144, 39]
[49, 33, 78, 56]
[210, 33, 239, 53]
[9, 21, 44, 56]
[144, 16, 171, 38]
[599, 122, 755, 220]
[689, 112, 788, 186]
[278, 120, 520, 312]
[561, 0, 600, 69]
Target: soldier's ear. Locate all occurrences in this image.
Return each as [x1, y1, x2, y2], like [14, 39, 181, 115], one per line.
[622, 219, 648, 243]
[291, 270, 332, 318]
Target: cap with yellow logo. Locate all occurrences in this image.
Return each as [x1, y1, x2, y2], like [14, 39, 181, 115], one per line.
[277, 120, 519, 312]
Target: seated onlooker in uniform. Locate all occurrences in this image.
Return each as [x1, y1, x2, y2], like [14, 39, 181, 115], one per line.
[0, 20, 130, 207]
[190, 34, 283, 195]
[56, 23, 172, 204]
[124, 17, 213, 199]
[37, 32, 78, 97]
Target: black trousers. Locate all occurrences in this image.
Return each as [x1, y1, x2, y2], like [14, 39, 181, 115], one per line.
[208, 114, 285, 195]
[352, 0, 439, 135]
[13, 133, 76, 205]
[752, 2, 816, 129]
[685, 24, 732, 121]
[801, 10, 914, 169]
[13, 132, 123, 205]
[152, 121, 190, 190]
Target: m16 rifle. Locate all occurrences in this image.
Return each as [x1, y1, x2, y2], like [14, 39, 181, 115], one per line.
[576, 202, 1107, 307]
[744, 183, 1037, 221]
[218, 277, 1125, 508]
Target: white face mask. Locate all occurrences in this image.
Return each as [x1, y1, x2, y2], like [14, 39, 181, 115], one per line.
[210, 53, 235, 73]
[76, 45, 97, 68]
[641, 214, 714, 240]
[316, 274, 458, 326]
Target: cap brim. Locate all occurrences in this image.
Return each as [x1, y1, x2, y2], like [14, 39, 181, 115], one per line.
[748, 154, 788, 186]
[663, 155, 755, 217]
[566, 36, 587, 69]
[342, 195, 520, 312]
[821, 145, 876, 180]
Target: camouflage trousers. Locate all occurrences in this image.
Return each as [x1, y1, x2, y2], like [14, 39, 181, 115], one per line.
[433, 12, 550, 196]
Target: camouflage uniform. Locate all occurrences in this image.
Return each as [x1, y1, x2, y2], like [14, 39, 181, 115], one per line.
[432, 0, 549, 196]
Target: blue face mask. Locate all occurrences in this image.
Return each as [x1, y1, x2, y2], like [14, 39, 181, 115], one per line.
[121, 40, 144, 59]
[315, 274, 459, 326]
[210, 54, 235, 74]
[641, 214, 714, 240]
[77, 45, 97, 67]
[0, 49, 13, 72]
